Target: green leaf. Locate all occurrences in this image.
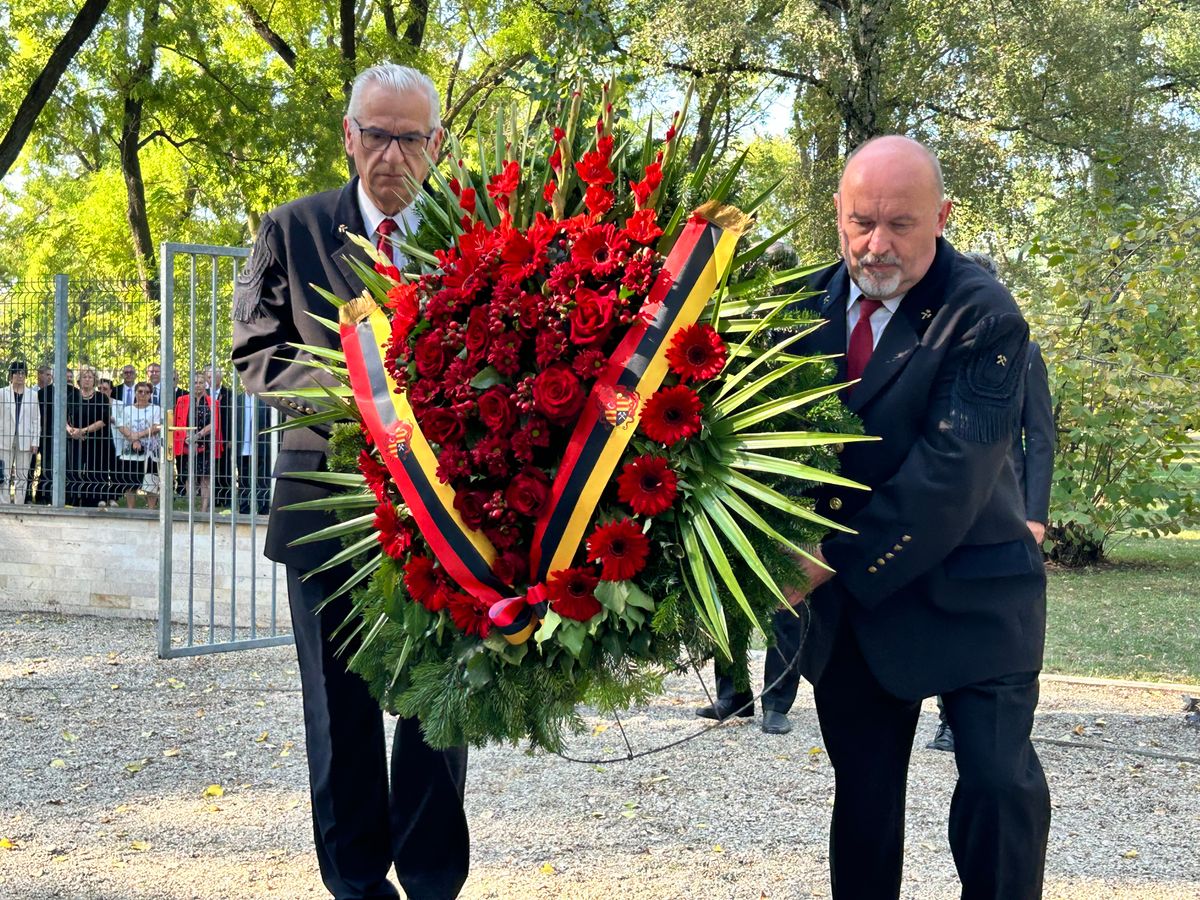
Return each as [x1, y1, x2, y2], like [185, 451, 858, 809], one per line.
[716, 324, 827, 403]
[711, 481, 834, 570]
[679, 519, 731, 659]
[286, 512, 375, 547]
[694, 489, 785, 603]
[730, 432, 879, 451]
[688, 503, 763, 632]
[300, 533, 379, 580]
[720, 470, 852, 534]
[720, 382, 850, 432]
[465, 652, 494, 689]
[594, 580, 627, 614]
[534, 609, 562, 647]
[725, 451, 871, 491]
[277, 491, 379, 512]
[322, 554, 383, 607]
[278, 470, 366, 488]
[710, 359, 810, 417]
[556, 620, 587, 658]
[469, 366, 503, 390]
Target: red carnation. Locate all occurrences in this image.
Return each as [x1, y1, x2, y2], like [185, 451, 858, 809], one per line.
[374, 502, 413, 560]
[447, 591, 491, 638]
[359, 448, 390, 503]
[532, 363, 585, 423]
[587, 518, 650, 581]
[572, 349, 608, 380]
[505, 466, 551, 517]
[640, 384, 703, 444]
[666, 323, 727, 382]
[404, 554, 443, 609]
[616, 454, 678, 516]
[548, 566, 602, 621]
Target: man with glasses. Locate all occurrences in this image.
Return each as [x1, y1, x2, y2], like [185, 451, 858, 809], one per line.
[232, 64, 468, 900]
[113, 365, 138, 405]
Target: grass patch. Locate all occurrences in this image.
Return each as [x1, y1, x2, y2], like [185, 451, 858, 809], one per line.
[1044, 529, 1200, 683]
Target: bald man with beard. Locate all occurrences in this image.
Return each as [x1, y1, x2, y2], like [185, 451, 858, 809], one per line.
[783, 136, 1050, 899]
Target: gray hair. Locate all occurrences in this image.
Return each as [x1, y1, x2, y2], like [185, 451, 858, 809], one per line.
[963, 251, 999, 276]
[843, 135, 945, 202]
[346, 64, 441, 129]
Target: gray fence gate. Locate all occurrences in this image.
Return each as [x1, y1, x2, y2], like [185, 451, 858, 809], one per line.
[156, 241, 292, 658]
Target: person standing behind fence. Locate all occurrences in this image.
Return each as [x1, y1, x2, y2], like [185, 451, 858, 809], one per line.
[113, 364, 138, 406]
[204, 365, 234, 509]
[26, 365, 53, 503]
[0, 361, 40, 505]
[65, 366, 113, 508]
[113, 381, 162, 510]
[232, 63, 470, 900]
[173, 371, 221, 512]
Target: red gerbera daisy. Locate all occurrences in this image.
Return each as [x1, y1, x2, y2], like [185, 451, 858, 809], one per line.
[374, 502, 413, 560]
[616, 454, 678, 516]
[447, 591, 492, 638]
[404, 554, 443, 610]
[587, 518, 650, 581]
[666, 323, 727, 382]
[547, 566, 602, 621]
[640, 384, 703, 444]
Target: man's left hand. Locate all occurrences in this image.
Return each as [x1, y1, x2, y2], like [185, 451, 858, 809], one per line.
[783, 545, 833, 608]
[1026, 520, 1046, 544]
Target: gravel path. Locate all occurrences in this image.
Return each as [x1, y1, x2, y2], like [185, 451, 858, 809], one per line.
[1, 611, 1198, 899]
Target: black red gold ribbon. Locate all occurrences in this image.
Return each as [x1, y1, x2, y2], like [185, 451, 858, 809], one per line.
[530, 203, 749, 582]
[340, 298, 509, 603]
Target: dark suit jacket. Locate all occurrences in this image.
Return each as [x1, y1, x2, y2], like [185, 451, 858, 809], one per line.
[1013, 341, 1054, 525]
[795, 238, 1047, 701]
[231, 178, 378, 570]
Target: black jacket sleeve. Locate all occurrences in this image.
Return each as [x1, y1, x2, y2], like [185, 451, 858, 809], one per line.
[1020, 344, 1054, 524]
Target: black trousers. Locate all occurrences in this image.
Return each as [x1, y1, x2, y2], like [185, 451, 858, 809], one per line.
[812, 623, 1050, 900]
[287, 566, 470, 900]
[713, 606, 805, 714]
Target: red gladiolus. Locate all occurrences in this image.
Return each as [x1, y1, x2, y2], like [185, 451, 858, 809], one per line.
[553, 127, 566, 142]
[447, 591, 491, 637]
[386, 282, 420, 340]
[587, 518, 650, 581]
[624, 209, 662, 245]
[616, 454, 678, 516]
[640, 384, 703, 444]
[548, 566, 602, 621]
[543, 180, 557, 205]
[666, 323, 728, 382]
[575, 151, 614, 186]
[487, 160, 521, 201]
[584, 184, 614, 219]
[459, 187, 477, 214]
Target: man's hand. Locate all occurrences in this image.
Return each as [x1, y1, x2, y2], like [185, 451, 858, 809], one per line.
[782, 545, 834, 608]
[1026, 520, 1046, 544]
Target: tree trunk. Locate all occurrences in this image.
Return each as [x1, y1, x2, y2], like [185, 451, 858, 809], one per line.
[687, 79, 727, 170]
[119, 0, 161, 303]
[0, 0, 113, 179]
[235, 0, 297, 70]
[842, 0, 890, 148]
[340, 0, 357, 105]
[404, 0, 430, 49]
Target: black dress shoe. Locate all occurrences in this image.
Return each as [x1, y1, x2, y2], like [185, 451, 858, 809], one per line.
[761, 710, 792, 734]
[696, 698, 755, 720]
[925, 720, 955, 752]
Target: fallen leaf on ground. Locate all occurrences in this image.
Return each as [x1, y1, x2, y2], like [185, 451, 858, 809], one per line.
[163, 748, 180, 758]
[61, 731, 78, 743]
[130, 841, 151, 851]
[203, 784, 224, 798]
[539, 863, 555, 874]
[125, 759, 147, 774]
[0, 838, 16, 850]
[255, 731, 269, 743]
[49, 759, 66, 769]
[1122, 849, 1139, 859]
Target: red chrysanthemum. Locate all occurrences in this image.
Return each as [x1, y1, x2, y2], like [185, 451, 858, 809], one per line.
[666, 323, 727, 382]
[616, 454, 678, 516]
[586, 518, 650, 581]
[447, 591, 492, 638]
[374, 502, 413, 560]
[639, 384, 703, 444]
[359, 448, 390, 503]
[547, 566, 602, 621]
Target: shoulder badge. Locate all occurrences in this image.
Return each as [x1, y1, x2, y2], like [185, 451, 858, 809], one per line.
[949, 313, 1028, 443]
[233, 225, 275, 323]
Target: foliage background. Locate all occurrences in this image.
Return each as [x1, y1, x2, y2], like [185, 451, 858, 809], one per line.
[2, 0, 1198, 560]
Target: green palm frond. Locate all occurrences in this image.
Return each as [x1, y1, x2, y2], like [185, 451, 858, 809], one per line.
[679, 517, 731, 659]
[729, 431, 879, 451]
[286, 512, 376, 547]
[710, 480, 833, 570]
[724, 450, 870, 491]
[717, 382, 849, 432]
[694, 488, 785, 604]
[718, 469, 851, 534]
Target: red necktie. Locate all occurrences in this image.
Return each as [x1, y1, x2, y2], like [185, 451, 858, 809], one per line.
[846, 297, 883, 385]
[376, 217, 399, 265]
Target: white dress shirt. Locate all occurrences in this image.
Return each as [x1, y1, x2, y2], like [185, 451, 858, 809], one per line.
[846, 280, 905, 351]
[356, 182, 421, 270]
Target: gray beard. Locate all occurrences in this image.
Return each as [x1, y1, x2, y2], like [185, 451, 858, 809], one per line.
[851, 264, 902, 299]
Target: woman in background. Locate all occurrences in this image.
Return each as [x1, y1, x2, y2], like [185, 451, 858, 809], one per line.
[173, 371, 222, 512]
[65, 366, 113, 507]
[113, 381, 162, 509]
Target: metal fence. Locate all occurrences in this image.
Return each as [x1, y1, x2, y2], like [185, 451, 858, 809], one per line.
[0, 262, 291, 657]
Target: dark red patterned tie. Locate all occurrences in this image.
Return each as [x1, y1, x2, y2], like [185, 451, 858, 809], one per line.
[376, 217, 399, 265]
[846, 297, 883, 385]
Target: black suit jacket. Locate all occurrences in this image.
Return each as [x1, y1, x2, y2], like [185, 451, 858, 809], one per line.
[231, 179, 379, 569]
[1012, 341, 1054, 525]
[795, 238, 1047, 700]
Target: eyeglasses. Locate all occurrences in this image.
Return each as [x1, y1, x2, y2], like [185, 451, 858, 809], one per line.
[353, 120, 433, 158]
[136, 389, 151, 395]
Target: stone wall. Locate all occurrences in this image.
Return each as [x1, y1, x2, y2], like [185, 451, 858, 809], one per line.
[0, 507, 287, 629]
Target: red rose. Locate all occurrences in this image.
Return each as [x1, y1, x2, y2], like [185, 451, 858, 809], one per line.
[454, 489, 488, 529]
[532, 363, 585, 423]
[505, 466, 551, 517]
[465, 305, 490, 357]
[414, 332, 448, 377]
[569, 288, 616, 346]
[477, 386, 516, 433]
[491, 550, 528, 587]
[422, 408, 465, 445]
